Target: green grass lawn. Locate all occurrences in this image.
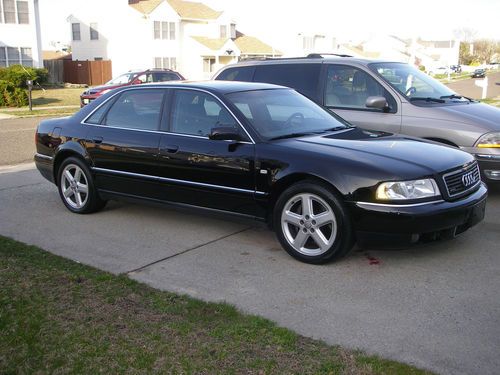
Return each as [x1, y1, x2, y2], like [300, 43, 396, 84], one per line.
[31, 87, 82, 107]
[0, 236, 432, 374]
[481, 97, 500, 107]
[0, 87, 81, 117]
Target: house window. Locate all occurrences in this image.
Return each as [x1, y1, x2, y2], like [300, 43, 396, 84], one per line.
[154, 56, 176, 70]
[230, 23, 236, 39]
[90, 23, 99, 40]
[72, 23, 81, 41]
[0, 48, 6, 67]
[154, 21, 176, 40]
[203, 57, 216, 73]
[20, 47, 32, 66]
[16, 0, 28, 24]
[220, 25, 226, 38]
[3, 0, 15, 23]
[302, 36, 314, 50]
[6, 47, 18, 64]
[154, 21, 161, 39]
[0, 46, 31, 66]
[161, 21, 168, 39]
[169, 22, 175, 40]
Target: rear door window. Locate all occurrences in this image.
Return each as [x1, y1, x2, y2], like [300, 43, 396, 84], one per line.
[103, 89, 165, 130]
[215, 66, 255, 82]
[253, 63, 321, 101]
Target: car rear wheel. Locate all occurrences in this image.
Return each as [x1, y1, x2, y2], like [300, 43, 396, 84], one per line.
[274, 181, 354, 264]
[57, 157, 106, 214]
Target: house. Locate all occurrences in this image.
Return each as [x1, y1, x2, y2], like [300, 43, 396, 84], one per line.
[68, 0, 280, 80]
[0, 0, 43, 68]
[292, 32, 460, 72]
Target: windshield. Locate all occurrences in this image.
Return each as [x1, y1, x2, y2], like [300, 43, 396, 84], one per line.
[226, 89, 351, 140]
[105, 72, 137, 85]
[369, 62, 468, 103]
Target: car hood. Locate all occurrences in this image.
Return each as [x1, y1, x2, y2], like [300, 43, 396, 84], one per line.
[411, 102, 500, 132]
[279, 128, 474, 176]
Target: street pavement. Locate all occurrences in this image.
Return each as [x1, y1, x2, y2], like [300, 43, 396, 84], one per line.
[0, 164, 499, 375]
[0, 117, 49, 166]
[446, 71, 500, 99]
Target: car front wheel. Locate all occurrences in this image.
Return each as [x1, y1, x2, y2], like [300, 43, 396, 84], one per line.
[57, 157, 106, 214]
[273, 181, 354, 264]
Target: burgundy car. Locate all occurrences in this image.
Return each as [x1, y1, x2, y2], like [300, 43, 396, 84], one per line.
[80, 68, 184, 106]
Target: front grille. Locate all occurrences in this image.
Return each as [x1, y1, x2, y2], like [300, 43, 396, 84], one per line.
[443, 162, 480, 198]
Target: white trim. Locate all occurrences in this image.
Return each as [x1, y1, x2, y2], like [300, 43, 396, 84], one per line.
[92, 167, 267, 196]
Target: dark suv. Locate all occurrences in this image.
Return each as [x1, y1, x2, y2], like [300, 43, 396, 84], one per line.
[214, 54, 500, 184]
[80, 68, 184, 107]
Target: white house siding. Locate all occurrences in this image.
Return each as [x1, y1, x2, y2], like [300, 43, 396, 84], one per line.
[68, 0, 181, 77]
[0, 0, 42, 68]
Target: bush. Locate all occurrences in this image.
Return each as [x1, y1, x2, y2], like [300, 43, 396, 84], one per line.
[0, 80, 28, 107]
[0, 65, 48, 88]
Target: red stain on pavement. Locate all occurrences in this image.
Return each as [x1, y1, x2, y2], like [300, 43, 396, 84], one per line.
[364, 253, 380, 265]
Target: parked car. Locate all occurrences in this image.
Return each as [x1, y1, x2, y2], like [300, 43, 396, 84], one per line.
[430, 66, 450, 75]
[80, 68, 184, 107]
[471, 68, 486, 78]
[35, 81, 487, 264]
[214, 55, 500, 184]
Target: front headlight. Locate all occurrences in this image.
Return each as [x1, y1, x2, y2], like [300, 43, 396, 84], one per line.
[376, 179, 440, 200]
[475, 132, 500, 148]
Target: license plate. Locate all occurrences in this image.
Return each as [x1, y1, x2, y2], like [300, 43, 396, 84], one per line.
[83, 98, 90, 104]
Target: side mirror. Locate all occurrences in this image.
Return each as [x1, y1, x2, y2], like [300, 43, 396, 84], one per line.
[366, 96, 389, 111]
[209, 126, 241, 141]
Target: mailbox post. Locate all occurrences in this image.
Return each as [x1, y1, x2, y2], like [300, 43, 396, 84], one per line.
[26, 79, 33, 111]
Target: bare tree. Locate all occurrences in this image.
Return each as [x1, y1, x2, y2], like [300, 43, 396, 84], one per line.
[474, 39, 500, 63]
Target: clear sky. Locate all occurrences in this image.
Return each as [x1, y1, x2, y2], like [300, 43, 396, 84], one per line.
[40, 0, 500, 50]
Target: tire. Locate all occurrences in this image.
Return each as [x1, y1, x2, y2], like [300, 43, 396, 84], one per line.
[57, 157, 106, 214]
[273, 181, 354, 264]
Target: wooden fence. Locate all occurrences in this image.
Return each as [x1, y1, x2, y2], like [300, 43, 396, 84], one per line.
[43, 60, 64, 84]
[63, 60, 112, 85]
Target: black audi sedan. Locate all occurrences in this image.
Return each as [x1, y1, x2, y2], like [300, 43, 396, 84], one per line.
[34, 81, 487, 264]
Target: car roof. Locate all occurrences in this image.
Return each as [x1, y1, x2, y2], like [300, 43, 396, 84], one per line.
[225, 55, 403, 67]
[125, 80, 288, 94]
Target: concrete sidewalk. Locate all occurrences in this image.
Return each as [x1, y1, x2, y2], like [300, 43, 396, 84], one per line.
[1, 166, 499, 375]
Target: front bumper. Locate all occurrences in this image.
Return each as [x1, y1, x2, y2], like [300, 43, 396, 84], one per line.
[349, 183, 487, 245]
[476, 154, 500, 183]
[80, 94, 100, 107]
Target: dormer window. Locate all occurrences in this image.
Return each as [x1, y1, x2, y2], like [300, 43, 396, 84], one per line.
[220, 25, 227, 39]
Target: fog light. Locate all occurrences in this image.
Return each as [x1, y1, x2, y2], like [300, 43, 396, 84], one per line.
[484, 170, 500, 180]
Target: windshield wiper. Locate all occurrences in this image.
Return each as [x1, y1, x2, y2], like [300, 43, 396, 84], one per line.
[269, 132, 318, 141]
[409, 97, 446, 103]
[440, 94, 476, 102]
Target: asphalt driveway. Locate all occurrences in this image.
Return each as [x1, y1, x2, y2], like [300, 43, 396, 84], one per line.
[1, 164, 499, 375]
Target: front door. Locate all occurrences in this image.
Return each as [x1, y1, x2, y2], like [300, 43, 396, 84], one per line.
[157, 89, 256, 216]
[324, 64, 402, 134]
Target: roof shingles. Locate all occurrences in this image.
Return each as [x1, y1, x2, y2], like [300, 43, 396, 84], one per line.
[129, 0, 222, 20]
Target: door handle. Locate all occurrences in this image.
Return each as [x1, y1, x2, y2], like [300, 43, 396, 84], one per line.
[164, 144, 179, 153]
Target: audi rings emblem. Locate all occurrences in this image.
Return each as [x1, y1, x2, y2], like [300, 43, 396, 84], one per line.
[461, 171, 476, 187]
